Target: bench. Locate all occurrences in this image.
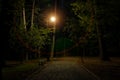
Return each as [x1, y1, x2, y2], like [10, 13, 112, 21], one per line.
[38, 58, 47, 66]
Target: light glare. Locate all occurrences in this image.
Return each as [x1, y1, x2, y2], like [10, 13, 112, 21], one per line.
[50, 16, 56, 22]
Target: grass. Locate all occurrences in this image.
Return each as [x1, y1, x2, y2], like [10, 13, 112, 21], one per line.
[80, 57, 120, 80]
[2, 60, 42, 80]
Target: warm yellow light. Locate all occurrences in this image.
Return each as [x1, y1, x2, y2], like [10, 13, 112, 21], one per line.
[50, 16, 56, 22]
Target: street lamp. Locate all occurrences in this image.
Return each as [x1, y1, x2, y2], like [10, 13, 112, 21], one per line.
[50, 16, 56, 60]
[50, 16, 56, 22]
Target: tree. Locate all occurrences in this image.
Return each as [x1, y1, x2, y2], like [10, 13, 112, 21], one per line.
[64, 0, 120, 61]
[31, 0, 35, 28]
[94, 0, 120, 60]
[9, 23, 51, 60]
[93, 0, 104, 60]
[8, 0, 52, 61]
[63, 0, 96, 60]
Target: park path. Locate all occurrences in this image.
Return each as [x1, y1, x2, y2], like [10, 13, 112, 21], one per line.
[25, 57, 99, 80]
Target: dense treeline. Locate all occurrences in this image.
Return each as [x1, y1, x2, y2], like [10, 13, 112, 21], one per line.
[0, 0, 120, 65]
[62, 0, 120, 59]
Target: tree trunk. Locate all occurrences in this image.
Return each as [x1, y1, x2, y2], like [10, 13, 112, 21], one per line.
[82, 46, 86, 64]
[23, 7, 26, 30]
[97, 26, 104, 60]
[26, 52, 29, 61]
[31, 0, 35, 28]
[93, 0, 104, 61]
[38, 49, 41, 59]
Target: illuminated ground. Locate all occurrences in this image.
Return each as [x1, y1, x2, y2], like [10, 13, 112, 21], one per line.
[25, 57, 99, 80]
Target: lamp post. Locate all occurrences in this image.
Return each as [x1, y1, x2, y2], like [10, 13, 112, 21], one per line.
[50, 16, 56, 60]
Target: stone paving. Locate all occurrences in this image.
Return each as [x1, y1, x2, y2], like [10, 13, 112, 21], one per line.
[26, 57, 99, 80]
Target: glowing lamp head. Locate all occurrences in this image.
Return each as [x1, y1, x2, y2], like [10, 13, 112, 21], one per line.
[50, 16, 56, 22]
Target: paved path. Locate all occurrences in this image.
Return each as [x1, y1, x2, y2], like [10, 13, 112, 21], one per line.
[26, 57, 99, 80]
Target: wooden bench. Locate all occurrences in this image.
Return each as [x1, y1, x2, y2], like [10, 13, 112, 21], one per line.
[38, 58, 47, 66]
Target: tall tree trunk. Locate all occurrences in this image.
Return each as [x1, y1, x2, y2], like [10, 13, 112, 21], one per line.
[23, 5, 28, 61]
[31, 0, 35, 28]
[23, 8, 26, 30]
[93, 0, 104, 60]
[96, 23, 104, 60]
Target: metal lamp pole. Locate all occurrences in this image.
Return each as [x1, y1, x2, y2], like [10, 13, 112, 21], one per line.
[50, 16, 56, 60]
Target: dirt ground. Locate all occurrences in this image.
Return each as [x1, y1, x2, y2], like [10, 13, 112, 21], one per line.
[80, 57, 120, 80]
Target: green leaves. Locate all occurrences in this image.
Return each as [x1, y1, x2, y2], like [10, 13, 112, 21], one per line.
[9, 24, 51, 52]
[64, 0, 95, 42]
[71, 1, 92, 26]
